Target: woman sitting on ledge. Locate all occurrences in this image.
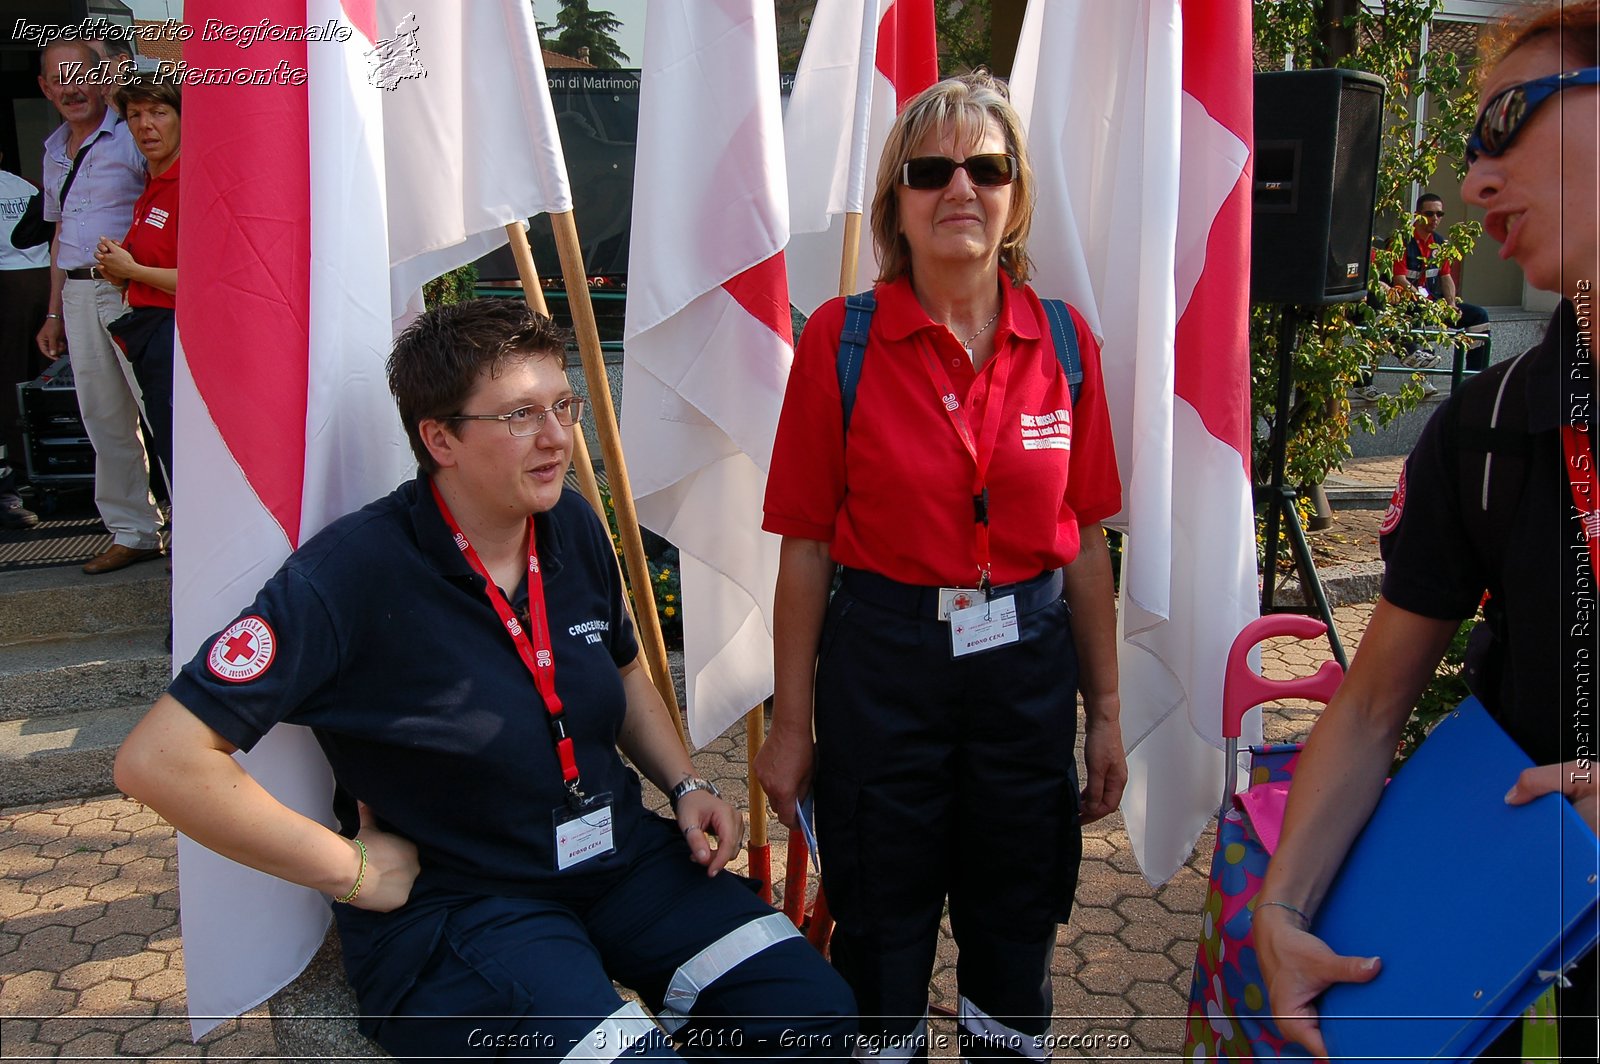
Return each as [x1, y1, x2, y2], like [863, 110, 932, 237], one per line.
[116, 300, 855, 1063]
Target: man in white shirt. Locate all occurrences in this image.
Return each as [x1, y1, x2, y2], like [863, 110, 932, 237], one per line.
[0, 149, 51, 529]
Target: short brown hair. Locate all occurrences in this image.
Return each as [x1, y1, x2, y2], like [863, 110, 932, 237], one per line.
[869, 73, 1036, 287]
[387, 299, 571, 473]
[1486, 0, 1599, 69]
[113, 73, 181, 117]
[40, 40, 99, 77]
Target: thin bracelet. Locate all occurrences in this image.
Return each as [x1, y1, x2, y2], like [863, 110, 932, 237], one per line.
[335, 839, 368, 904]
[1256, 899, 1311, 926]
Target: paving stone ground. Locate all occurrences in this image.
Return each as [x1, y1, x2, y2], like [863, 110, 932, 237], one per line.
[1, 463, 1395, 1060]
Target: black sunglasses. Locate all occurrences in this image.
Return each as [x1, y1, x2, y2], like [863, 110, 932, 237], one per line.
[1466, 66, 1600, 163]
[900, 153, 1018, 190]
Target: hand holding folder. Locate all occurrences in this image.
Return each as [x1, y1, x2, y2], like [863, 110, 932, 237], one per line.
[1312, 698, 1600, 1063]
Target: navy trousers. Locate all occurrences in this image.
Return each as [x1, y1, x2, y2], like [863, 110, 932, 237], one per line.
[813, 576, 1083, 1062]
[335, 817, 856, 1062]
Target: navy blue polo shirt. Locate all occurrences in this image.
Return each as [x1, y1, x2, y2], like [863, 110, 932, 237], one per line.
[1381, 301, 1594, 768]
[170, 475, 646, 891]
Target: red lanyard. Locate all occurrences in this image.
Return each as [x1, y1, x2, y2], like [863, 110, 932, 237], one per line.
[916, 335, 1011, 590]
[429, 480, 581, 796]
[1563, 425, 1600, 575]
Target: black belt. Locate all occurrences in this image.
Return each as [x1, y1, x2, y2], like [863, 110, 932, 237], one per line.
[839, 567, 1064, 619]
[65, 267, 107, 281]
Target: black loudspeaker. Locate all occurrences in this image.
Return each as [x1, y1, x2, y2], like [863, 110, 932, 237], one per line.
[1251, 69, 1386, 305]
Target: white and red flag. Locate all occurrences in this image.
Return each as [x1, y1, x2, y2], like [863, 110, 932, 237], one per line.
[174, 0, 570, 1031]
[1010, 0, 1257, 885]
[622, 0, 792, 746]
[782, 0, 937, 316]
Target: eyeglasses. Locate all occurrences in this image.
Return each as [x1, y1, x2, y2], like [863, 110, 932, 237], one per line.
[900, 153, 1018, 190]
[1466, 66, 1600, 163]
[451, 396, 585, 436]
[1419, 209, 1445, 218]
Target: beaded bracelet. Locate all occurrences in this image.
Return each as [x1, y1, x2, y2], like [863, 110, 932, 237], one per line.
[1256, 899, 1311, 926]
[335, 839, 368, 904]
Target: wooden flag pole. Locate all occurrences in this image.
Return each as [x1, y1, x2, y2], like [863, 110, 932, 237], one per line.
[503, 222, 607, 527]
[548, 210, 685, 738]
[746, 708, 771, 901]
[838, 212, 863, 295]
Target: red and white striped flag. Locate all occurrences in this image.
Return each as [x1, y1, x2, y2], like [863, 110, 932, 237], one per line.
[782, 0, 937, 316]
[1010, 0, 1257, 885]
[622, 0, 792, 747]
[173, 0, 570, 1031]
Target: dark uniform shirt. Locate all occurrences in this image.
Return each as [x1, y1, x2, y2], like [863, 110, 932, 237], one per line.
[1380, 300, 1596, 768]
[170, 475, 645, 893]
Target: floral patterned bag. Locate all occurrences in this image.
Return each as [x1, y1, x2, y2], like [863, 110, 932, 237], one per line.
[1182, 616, 1342, 1059]
[1184, 743, 1313, 1058]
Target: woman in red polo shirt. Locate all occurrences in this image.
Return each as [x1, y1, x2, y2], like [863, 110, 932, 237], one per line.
[95, 73, 179, 492]
[758, 73, 1126, 1058]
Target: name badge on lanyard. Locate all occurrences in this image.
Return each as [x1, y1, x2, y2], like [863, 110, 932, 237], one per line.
[430, 480, 615, 871]
[917, 333, 1014, 657]
[553, 792, 616, 870]
[949, 594, 1019, 657]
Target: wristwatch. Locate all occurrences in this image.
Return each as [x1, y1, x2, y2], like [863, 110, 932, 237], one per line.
[669, 775, 720, 810]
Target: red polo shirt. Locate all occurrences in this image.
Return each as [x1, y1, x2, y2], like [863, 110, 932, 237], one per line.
[764, 275, 1122, 586]
[122, 155, 179, 310]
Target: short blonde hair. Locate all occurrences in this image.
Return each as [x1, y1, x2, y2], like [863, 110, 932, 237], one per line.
[869, 73, 1035, 286]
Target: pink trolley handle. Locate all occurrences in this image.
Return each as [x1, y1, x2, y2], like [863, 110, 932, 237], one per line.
[1220, 615, 1344, 815]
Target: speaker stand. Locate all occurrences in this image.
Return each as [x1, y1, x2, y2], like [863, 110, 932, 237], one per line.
[1257, 306, 1349, 669]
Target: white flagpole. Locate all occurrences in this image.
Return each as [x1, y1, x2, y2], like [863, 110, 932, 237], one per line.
[837, 0, 881, 295]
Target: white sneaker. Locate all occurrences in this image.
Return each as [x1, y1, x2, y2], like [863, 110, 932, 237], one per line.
[1355, 385, 1383, 402]
[1420, 377, 1439, 396]
[1400, 349, 1443, 369]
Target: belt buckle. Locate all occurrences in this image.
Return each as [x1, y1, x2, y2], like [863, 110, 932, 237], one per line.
[936, 587, 985, 621]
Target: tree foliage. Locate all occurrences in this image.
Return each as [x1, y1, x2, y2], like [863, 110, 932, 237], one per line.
[542, 0, 629, 69]
[935, 0, 990, 74]
[1250, 0, 1483, 501]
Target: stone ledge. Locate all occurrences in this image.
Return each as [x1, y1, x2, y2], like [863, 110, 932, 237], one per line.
[268, 926, 391, 1063]
[1273, 561, 1384, 608]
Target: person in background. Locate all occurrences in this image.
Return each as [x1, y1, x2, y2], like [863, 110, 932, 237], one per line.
[1401, 192, 1493, 368]
[34, 40, 162, 574]
[96, 74, 180, 493]
[758, 73, 1126, 1061]
[1257, 3, 1599, 1060]
[0, 149, 52, 530]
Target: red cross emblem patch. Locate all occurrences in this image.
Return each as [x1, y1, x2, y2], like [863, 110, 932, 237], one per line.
[207, 616, 277, 683]
[1379, 466, 1407, 536]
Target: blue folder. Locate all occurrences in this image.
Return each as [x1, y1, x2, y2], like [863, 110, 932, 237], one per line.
[1314, 698, 1600, 1062]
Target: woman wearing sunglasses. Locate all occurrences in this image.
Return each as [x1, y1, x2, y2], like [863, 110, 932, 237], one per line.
[1258, 3, 1598, 1059]
[758, 73, 1125, 1057]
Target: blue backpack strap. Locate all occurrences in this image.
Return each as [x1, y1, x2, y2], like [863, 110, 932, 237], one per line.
[1039, 298, 1083, 405]
[837, 290, 877, 437]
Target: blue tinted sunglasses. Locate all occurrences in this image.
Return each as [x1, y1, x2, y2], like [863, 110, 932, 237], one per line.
[1466, 66, 1600, 164]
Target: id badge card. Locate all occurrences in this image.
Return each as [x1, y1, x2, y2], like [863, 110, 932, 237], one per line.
[949, 594, 1019, 657]
[553, 792, 615, 870]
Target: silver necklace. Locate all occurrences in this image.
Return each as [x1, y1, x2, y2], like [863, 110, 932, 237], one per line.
[960, 308, 1001, 357]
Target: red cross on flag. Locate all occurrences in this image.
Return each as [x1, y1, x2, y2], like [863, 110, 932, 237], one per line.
[174, 0, 570, 1032]
[782, 0, 938, 316]
[1010, 0, 1258, 885]
[622, 0, 796, 746]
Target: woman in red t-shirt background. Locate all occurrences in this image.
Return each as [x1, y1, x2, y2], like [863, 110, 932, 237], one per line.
[96, 74, 180, 494]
